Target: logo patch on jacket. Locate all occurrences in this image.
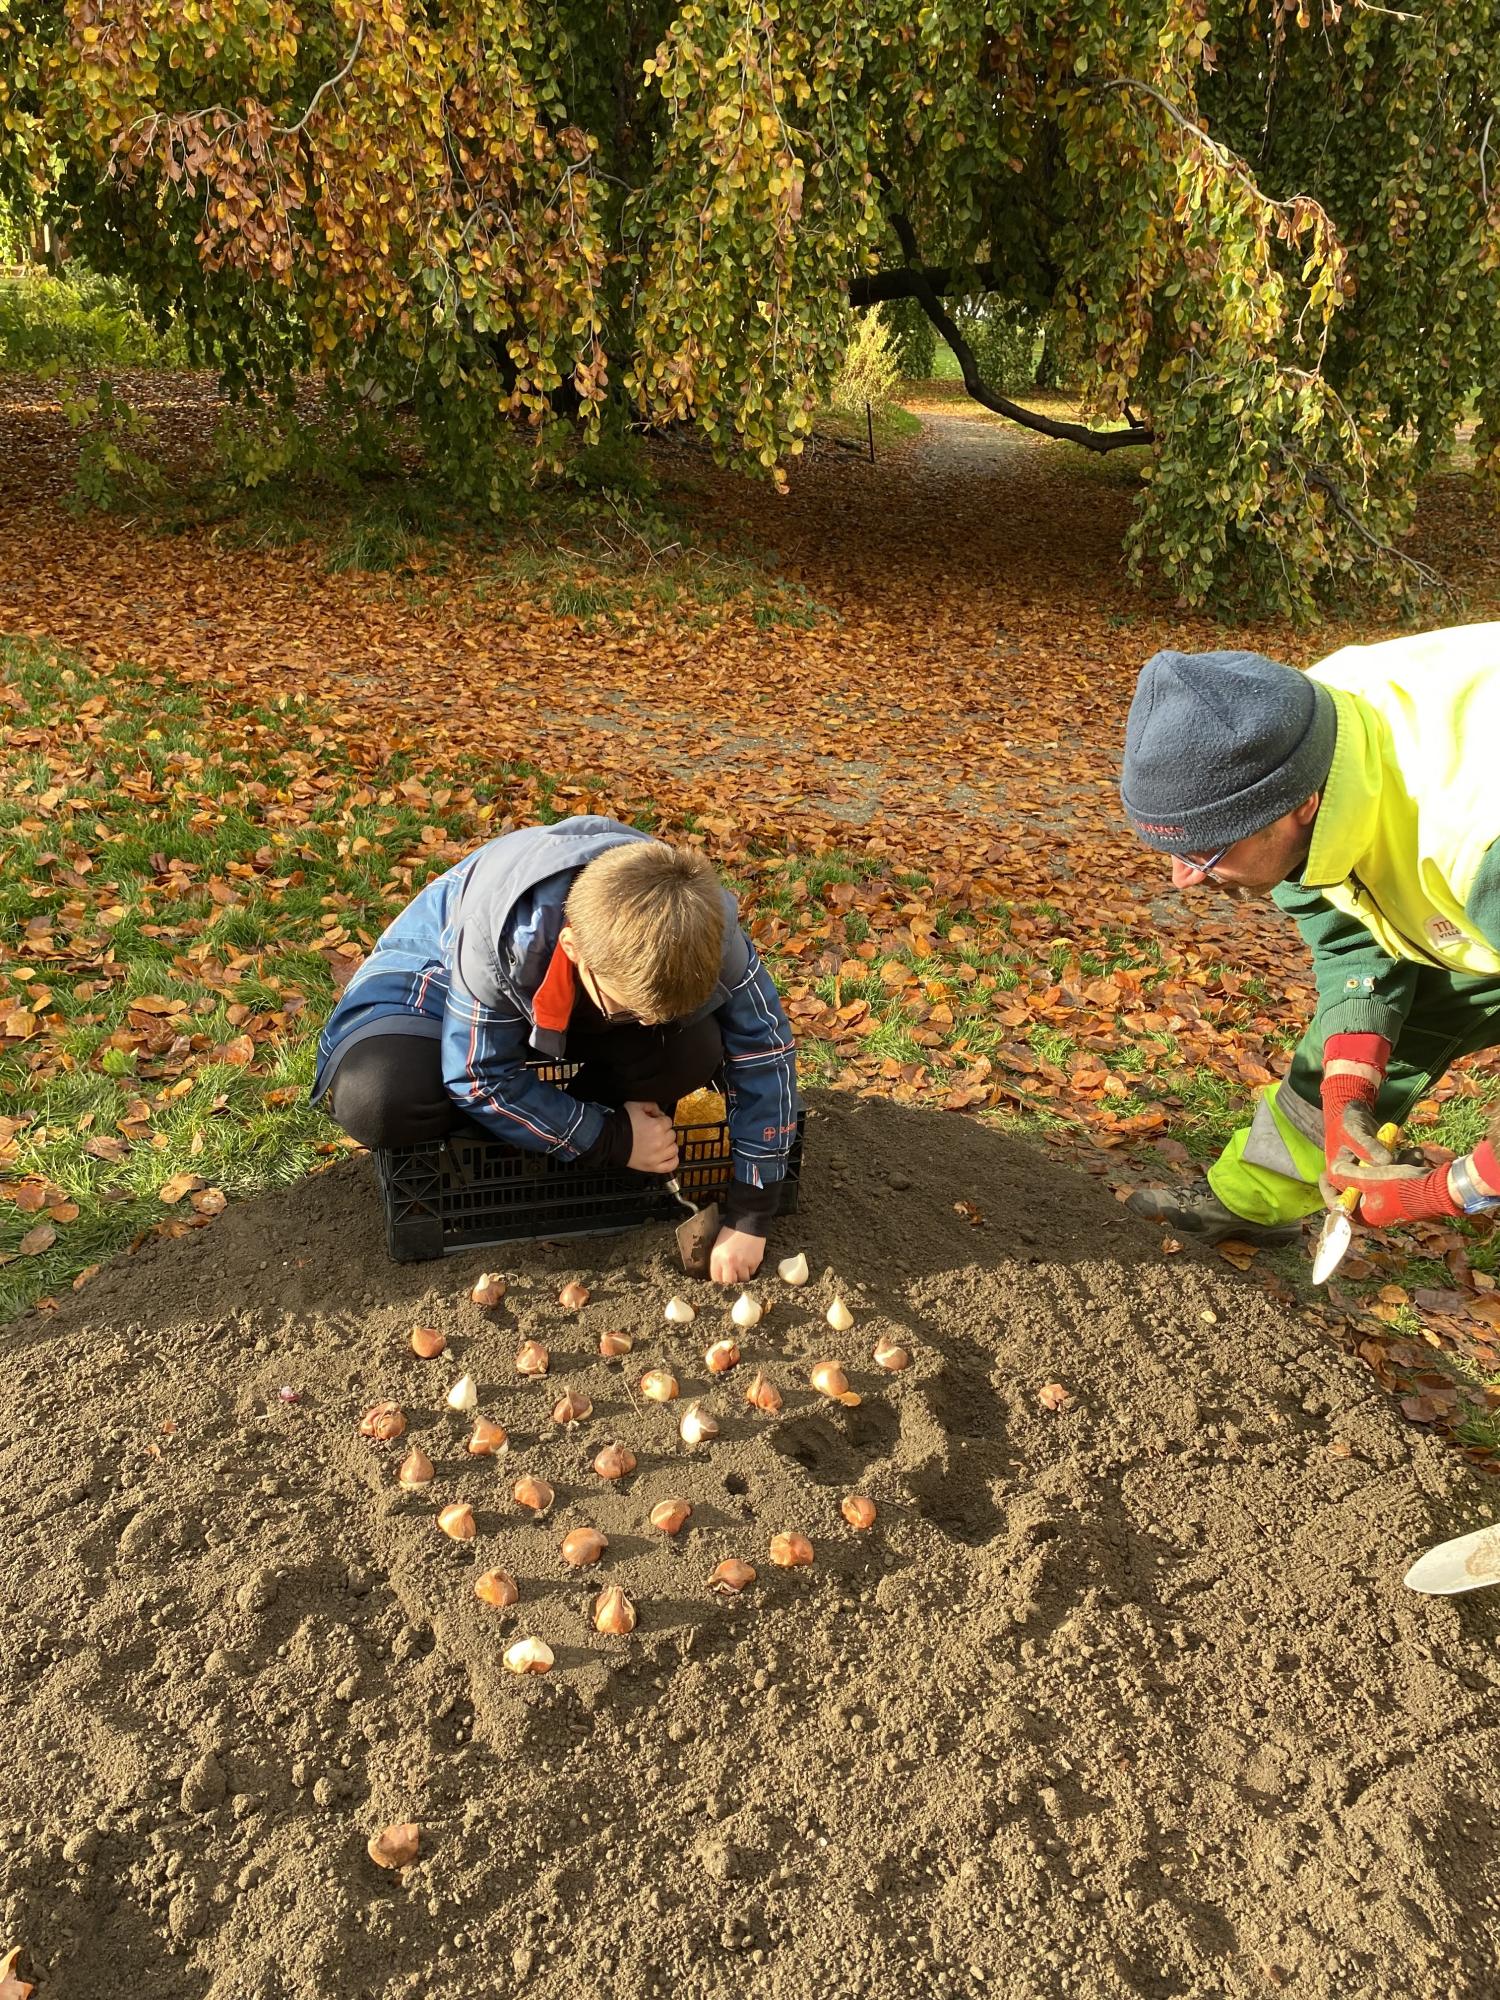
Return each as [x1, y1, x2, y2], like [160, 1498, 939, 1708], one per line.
[1426, 915, 1466, 950]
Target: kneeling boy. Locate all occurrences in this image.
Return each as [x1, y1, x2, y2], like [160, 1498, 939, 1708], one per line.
[312, 816, 799, 1282]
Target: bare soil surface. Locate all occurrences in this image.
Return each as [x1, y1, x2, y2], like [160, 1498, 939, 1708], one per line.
[3, 1092, 1498, 2000]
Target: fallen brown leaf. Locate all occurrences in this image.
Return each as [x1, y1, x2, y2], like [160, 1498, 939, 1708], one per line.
[158, 1171, 207, 1204]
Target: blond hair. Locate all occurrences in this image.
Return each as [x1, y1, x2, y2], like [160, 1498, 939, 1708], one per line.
[565, 842, 726, 1020]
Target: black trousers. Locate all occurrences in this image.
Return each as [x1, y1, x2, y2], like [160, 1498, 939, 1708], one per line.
[323, 1016, 724, 1154]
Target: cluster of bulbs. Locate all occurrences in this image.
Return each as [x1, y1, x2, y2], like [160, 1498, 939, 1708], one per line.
[356, 1253, 911, 1683]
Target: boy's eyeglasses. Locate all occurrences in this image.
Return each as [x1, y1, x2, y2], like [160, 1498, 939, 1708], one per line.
[1172, 843, 1229, 883]
[578, 961, 645, 1027]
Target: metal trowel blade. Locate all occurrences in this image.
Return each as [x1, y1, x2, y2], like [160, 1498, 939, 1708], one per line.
[1404, 1521, 1500, 1596]
[674, 1200, 719, 1279]
[1311, 1208, 1353, 1286]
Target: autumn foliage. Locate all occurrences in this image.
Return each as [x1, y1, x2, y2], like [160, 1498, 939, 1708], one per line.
[1, 1, 1497, 609]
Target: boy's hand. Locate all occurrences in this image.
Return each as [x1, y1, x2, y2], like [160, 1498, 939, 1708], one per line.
[624, 1100, 679, 1175]
[710, 1226, 765, 1285]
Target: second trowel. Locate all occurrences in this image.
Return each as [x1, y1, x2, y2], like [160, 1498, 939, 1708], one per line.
[666, 1175, 719, 1279]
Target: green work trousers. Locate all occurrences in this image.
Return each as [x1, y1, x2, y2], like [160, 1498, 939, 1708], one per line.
[1206, 965, 1500, 1226]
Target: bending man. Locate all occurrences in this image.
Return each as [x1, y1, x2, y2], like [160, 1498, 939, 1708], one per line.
[1119, 627, 1500, 1245]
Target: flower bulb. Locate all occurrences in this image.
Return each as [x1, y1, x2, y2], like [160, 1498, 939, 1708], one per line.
[825, 1297, 854, 1331]
[437, 1501, 476, 1541]
[810, 1360, 849, 1400]
[744, 1371, 782, 1413]
[503, 1636, 553, 1675]
[397, 1448, 434, 1492]
[777, 1251, 810, 1286]
[475, 1568, 518, 1608]
[650, 1497, 692, 1534]
[679, 1401, 719, 1447]
[367, 1822, 420, 1870]
[515, 1341, 550, 1377]
[770, 1531, 814, 1567]
[445, 1374, 478, 1414]
[593, 1584, 636, 1635]
[704, 1338, 740, 1375]
[640, 1368, 679, 1403]
[663, 1296, 695, 1325]
[708, 1559, 756, 1595]
[512, 1475, 554, 1514]
[560, 1525, 608, 1568]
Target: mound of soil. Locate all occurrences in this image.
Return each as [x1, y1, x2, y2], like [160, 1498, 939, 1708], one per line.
[2, 1092, 1498, 2000]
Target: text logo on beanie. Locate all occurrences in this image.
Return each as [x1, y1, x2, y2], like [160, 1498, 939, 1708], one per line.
[1120, 649, 1337, 855]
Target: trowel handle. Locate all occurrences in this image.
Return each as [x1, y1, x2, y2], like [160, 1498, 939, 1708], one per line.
[1334, 1120, 1403, 1214]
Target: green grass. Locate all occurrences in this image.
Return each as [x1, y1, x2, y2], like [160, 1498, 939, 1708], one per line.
[813, 400, 923, 452]
[0, 637, 558, 1319]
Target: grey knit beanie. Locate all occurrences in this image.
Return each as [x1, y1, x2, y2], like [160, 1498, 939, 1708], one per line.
[1120, 649, 1337, 854]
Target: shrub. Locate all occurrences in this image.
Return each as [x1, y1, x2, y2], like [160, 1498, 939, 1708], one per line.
[883, 297, 937, 380]
[830, 307, 902, 414]
[952, 303, 1043, 392]
[1034, 308, 1089, 392]
[59, 376, 166, 512]
[0, 265, 188, 371]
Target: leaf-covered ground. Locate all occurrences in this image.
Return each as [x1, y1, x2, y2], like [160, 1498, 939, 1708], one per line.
[2, 368, 1498, 1454]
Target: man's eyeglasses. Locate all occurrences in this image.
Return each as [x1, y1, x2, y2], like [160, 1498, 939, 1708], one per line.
[1171, 844, 1230, 884]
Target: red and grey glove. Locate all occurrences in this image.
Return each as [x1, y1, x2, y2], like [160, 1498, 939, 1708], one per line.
[1325, 1138, 1500, 1228]
[1319, 1033, 1393, 1171]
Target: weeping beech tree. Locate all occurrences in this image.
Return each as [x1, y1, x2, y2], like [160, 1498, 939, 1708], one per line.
[2, 0, 1497, 613]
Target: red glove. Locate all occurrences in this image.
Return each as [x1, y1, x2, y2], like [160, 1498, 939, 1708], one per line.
[1325, 1139, 1500, 1228]
[1333, 1160, 1461, 1228]
[1319, 1033, 1392, 1170]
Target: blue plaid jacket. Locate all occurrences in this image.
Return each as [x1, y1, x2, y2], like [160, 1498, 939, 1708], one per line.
[313, 818, 799, 1187]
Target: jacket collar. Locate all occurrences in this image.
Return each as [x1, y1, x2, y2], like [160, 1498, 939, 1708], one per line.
[531, 941, 578, 1037]
[1301, 685, 1382, 889]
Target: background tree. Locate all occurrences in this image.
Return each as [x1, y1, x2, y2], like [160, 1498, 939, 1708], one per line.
[1, 0, 1496, 614]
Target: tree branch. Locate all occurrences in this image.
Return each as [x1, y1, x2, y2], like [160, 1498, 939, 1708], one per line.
[1304, 466, 1445, 591]
[273, 20, 365, 137]
[847, 263, 1000, 307]
[881, 207, 1152, 455]
[1095, 76, 1336, 237]
[1481, 111, 1495, 211]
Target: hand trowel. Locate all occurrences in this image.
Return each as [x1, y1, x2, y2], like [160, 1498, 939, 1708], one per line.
[1404, 1521, 1500, 1596]
[1311, 1120, 1401, 1285]
[666, 1176, 719, 1279]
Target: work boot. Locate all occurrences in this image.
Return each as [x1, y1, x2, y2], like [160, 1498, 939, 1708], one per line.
[1127, 1180, 1303, 1248]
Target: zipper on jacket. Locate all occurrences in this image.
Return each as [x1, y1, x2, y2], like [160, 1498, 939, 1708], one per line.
[1345, 868, 1446, 968]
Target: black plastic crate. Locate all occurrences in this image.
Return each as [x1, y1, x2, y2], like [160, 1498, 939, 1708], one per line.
[373, 1066, 803, 1262]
